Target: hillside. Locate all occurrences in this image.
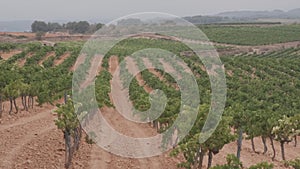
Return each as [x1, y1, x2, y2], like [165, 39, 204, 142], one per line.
[0, 31, 300, 169]
[217, 8, 300, 19]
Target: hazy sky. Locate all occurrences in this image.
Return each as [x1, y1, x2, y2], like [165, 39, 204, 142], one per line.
[1, 0, 300, 22]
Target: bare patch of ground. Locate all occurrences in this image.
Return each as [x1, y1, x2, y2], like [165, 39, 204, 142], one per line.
[0, 50, 22, 60]
[54, 52, 71, 66]
[38, 51, 55, 66]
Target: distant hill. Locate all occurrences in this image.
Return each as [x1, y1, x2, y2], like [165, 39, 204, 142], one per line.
[217, 8, 300, 19]
[183, 15, 252, 24]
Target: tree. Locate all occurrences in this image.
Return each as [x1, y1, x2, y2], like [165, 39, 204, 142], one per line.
[65, 21, 90, 34]
[31, 21, 48, 32]
[47, 22, 62, 32]
[74, 21, 90, 34]
[87, 23, 104, 33]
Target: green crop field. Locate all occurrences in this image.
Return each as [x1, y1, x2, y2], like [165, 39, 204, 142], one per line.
[200, 24, 300, 45]
[0, 37, 299, 168]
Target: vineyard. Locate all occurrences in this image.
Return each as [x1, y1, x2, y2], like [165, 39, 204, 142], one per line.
[199, 24, 300, 45]
[0, 36, 300, 169]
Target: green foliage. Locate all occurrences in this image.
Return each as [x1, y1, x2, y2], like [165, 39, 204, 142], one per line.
[106, 38, 190, 57]
[31, 20, 103, 34]
[65, 21, 90, 34]
[285, 158, 300, 169]
[0, 43, 17, 52]
[248, 162, 274, 169]
[85, 132, 96, 144]
[42, 56, 55, 68]
[54, 99, 79, 133]
[272, 115, 300, 143]
[200, 24, 300, 45]
[31, 21, 48, 32]
[95, 70, 113, 108]
[212, 154, 273, 169]
[211, 154, 243, 169]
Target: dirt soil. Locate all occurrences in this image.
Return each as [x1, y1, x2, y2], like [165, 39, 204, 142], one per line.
[38, 51, 55, 66]
[0, 50, 22, 60]
[54, 52, 71, 66]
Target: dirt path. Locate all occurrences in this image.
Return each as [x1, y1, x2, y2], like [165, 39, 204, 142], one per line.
[80, 55, 103, 89]
[143, 57, 181, 89]
[142, 57, 164, 81]
[38, 51, 55, 66]
[70, 54, 86, 72]
[125, 56, 153, 93]
[18, 52, 33, 67]
[54, 52, 70, 66]
[0, 50, 22, 60]
[88, 55, 179, 169]
[159, 58, 182, 80]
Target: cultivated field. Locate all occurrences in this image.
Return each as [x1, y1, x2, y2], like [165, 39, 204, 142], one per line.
[0, 23, 300, 169]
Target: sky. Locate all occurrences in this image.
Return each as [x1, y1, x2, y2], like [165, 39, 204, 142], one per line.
[1, 0, 300, 22]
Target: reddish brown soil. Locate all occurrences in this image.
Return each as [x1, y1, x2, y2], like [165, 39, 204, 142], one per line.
[142, 57, 179, 90]
[89, 107, 180, 169]
[125, 57, 153, 93]
[158, 58, 182, 80]
[0, 98, 92, 169]
[70, 54, 86, 72]
[88, 55, 180, 169]
[202, 136, 299, 169]
[0, 32, 36, 38]
[0, 50, 22, 60]
[17, 52, 34, 67]
[80, 55, 103, 89]
[54, 52, 71, 66]
[38, 51, 55, 66]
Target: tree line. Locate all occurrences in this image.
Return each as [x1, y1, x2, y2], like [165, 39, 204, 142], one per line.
[31, 21, 104, 34]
